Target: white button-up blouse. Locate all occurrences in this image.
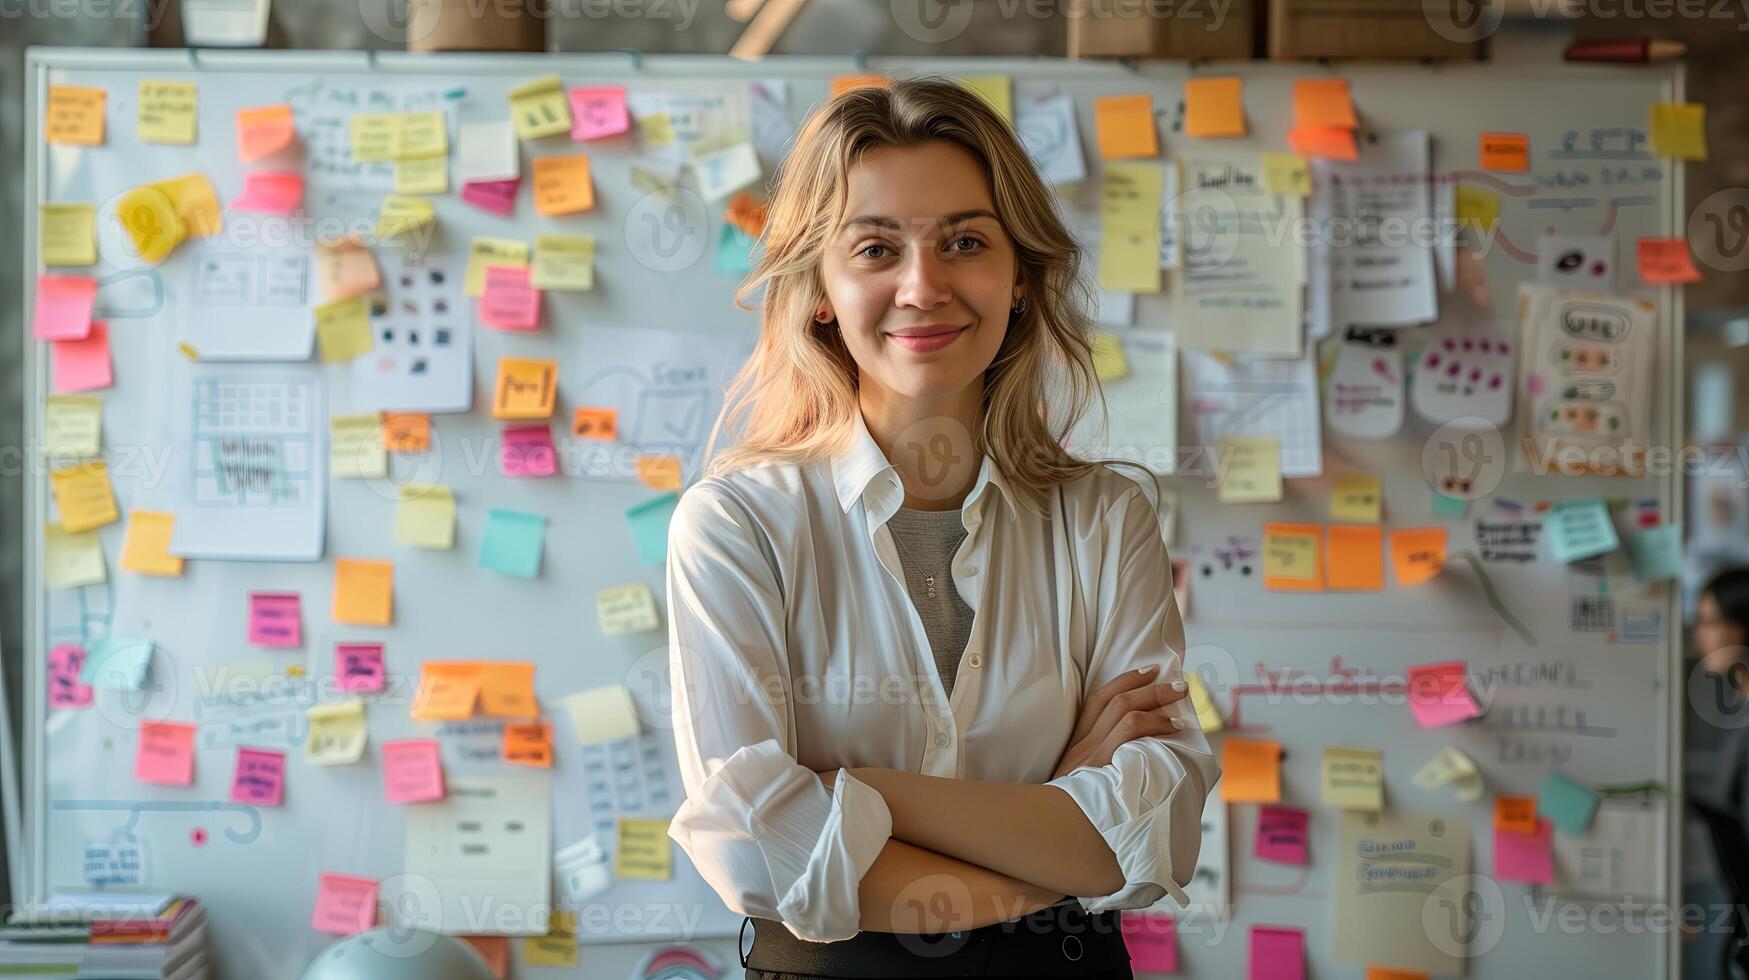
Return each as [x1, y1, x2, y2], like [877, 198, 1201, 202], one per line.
[664, 413, 1220, 943]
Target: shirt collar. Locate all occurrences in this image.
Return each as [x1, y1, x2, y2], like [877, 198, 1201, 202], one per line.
[829, 411, 1018, 520]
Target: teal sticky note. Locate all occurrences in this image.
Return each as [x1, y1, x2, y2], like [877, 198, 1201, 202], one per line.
[81, 635, 153, 691]
[1624, 523, 1683, 583]
[1544, 499, 1619, 563]
[1537, 771, 1599, 836]
[627, 492, 679, 565]
[714, 223, 756, 277]
[1431, 490, 1468, 519]
[478, 508, 547, 578]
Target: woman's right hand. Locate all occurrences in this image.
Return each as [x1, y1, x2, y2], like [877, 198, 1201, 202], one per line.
[1051, 666, 1190, 780]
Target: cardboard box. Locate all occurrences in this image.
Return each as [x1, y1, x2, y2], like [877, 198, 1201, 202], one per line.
[406, 0, 547, 53]
[1268, 0, 1482, 59]
[1067, 0, 1257, 59]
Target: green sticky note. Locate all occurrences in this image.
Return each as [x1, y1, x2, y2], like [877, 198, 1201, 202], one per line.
[1544, 499, 1618, 564]
[82, 635, 153, 691]
[627, 492, 679, 565]
[1623, 523, 1682, 583]
[714, 222, 756, 277]
[478, 508, 547, 578]
[1431, 490, 1467, 519]
[1537, 772, 1599, 836]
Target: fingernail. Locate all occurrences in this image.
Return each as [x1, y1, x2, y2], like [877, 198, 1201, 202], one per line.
[1170, 680, 1187, 692]
[1170, 718, 1185, 729]
[1138, 665, 1159, 675]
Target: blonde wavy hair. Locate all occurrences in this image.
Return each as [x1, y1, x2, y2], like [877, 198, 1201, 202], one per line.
[706, 75, 1111, 510]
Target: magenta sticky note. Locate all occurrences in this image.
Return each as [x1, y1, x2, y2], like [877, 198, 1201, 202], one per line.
[381, 738, 445, 804]
[1256, 805, 1309, 865]
[33, 275, 97, 340]
[230, 171, 304, 214]
[570, 85, 630, 140]
[52, 319, 112, 393]
[499, 423, 556, 478]
[1248, 926, 1305, 980]
[478, 265, 541, 331]
[1494, 820, 1554, 884]
[1120, 912, 1179, 972]
[312, 872, 379, 935]
[135, 719, 197, 786]
[48, 644, 93, 709]
[1407, 660, 1481, 728]
[230, 747, 286, 806]
[460, 178, 519, 216]
[247, 591, 302, 648]
[336, 642, 386, 693]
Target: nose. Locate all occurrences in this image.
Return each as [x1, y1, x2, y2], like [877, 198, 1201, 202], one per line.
[894, 248, 953, 311]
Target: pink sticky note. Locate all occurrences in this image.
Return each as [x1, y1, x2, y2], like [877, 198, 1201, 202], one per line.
[460, 178, 520, 216]
[1256, 805, 1309, 865]
[231, 171, 304, 214]
[1493, 820, 1554, 884]
[1249, 925, 1305, 980]
[33, 275, 97, 340]
[230, 747, 286, 806]
[135, 719, 197, 787]
[570, 85, 630, 139]
[499, 423, 557, 477]
[1120, 912, 1179, 973]
[53, 319, 112, 393]
[336, 642, 386, 693]
[48, 644, 93, 709]
[1407, 660, 1481, 728]
[381, 738, 445, 804]
[312, 872, 379, 935]
[248, 591, 302, 648]
[478, 265, 542, 331]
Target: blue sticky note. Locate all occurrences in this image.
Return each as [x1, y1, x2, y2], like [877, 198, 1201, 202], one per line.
[1544, 499, 1619, 563]
[1537, 771, 1599, 836]
[1431, 490, 1468, 519]
[1624, 523, 1683, 583]
[81, 635, 153, 691]
[627, 492, 679, 565]
[478, 508, 547, 578]
[714, 223, 756, 276]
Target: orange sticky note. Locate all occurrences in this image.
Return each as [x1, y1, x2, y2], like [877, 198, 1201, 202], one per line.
[1292, 79, 1356, 129]
[1326, 525, 1384, 591]
[1479, 132, 1529, 173]
[46, 86, 106, 146]
[572, 406, 618, 440]
[121, 510, 184, 577]
[333, 557, 393, 626]
[381, 413, 431, 452]
[531, 154, 595, 216]
[830, 74, 890, 96]
[493, 357, 557, 419]
[1366, 969, 1428, 980]
[412, 662, 482, 720]
[725, 191, 768, 238]
[503, 722, 554, 768]
[237, 104, 296, 162]
[1495, 795, 1538, 835]
[460, 936, 510, 979]
[314, 236, 381, 302]
[1221, 738, 1282, 803]
[480, 662, 538, 717]
[1185, 77, 1245, 138]
[1263, 523, 1324, 592]
[1637, 237, 1702, 284]
[1288, 125, 1358, 162]
[1390, 528, 1447, 587]
[1094, 94, 1158, 159]
[636, 455, 683, 491]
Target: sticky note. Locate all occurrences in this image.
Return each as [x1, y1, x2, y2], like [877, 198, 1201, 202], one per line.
[312, 873, 378, 934]
[531, 234, 596, 291]
[1544, 500, 1618, 563]
[1093, 94, 1157, 159]
[34, 274, 96, 340]
[50, 460, 117, 533]
[230, 171, 304, 214]
[1494, 821, 1553, 884]
[1431, 490, 1467, 519]
[479, 265, 542, 331]
[395, 484, 456, 550]
[1637, 236, 1702, 284]
[479, 508, 548, 578]
[1091, 331, 1130, 381]
[331, 414, 388, 479]
[479, 662, 538, 717]
[121, 510, 183, 577]
[830, 74, 890, 96]
[1494, 795, 1539, 834]
[1099, 161, 1163, 293]
[45, 522, 105, 589]
[1537, 772, 1600, 836]
[1120, 913, 1178, 973]
[1221, 738, 1281, 803]
[509, 74, 572, 139]
[1262, 153, 1310, 197]
[314, 295, 373, 363]
[138, 81, 197, 144]
[236, 104, 296, 162]
[1480, 132, 1530, 172]
[48, 644, 93, 709]
[1185, 77, 1244, 138]
[395, 156, 449, 195]
[959, 75, 1013, 122]
[40, 204, 96, 266]
[1218, 437, 1282, 503]
[336, 642, 385, 694]
[52, 319, 112, 393]
[1455, 185, 1502, 233]
[467, 237, 530, 297]
[412, 663, 481, 721]
[458, 118, 520, 184]
[635, 454, 682, 491]
[1389, 528, 1447, 586]
[598, 583, 662, 635]
[460, 177, 520, 216]
[695, 141, 763, 203]
[503, 722, 553, 768]
[306, 702, 368, 765]
[1332, 474, 1382, 522]
[46, 85, 105, 145]
[114, 185, 184, 264]
[493, 357, 556, 419]
[147, 172, 223, 239]
[615, 817, 674, 879]
[333, 558, 393, 626]
[714, 222, 757, 276]
[230, 748, 286, 806]
[570, 85, 630, 139]
[83, 635, 152, 691]
[1187, 672, 1223, 733]
[627, 492, 679, 565]
[1366, 969, 1428, 980]
[1625, 523, 1683, 583]
[1293, 78, 1355, 129]
[381, 413, 430, 453]
[1326, 524, 1384, 591]
[135, 720, 196, 786]
[1287, 125, 1357, 162]
[571, 406, 618, 440]
[563, 685, 642, 745]
[1406, 660, 1480, 728]
[1650, 102, 1706, 160]
[247, 592, 301, 648]
[1256, 805, 1309, 865]
[523, 913, 580, 967]
[382, 738, 445, 804]
[531, 153, 595, 215]
[1322, 747, 1383, 811]
[1414, 747, 1480, 795]
[395, 111, 448, 160]
[351, 113, 400, 162]
[1249, 925, 1305, 980]
[377, 196, 437, 238]
[44, 395, 101, 457]
[314, 237, 380, 301]
[1263, 523, 1323, 591]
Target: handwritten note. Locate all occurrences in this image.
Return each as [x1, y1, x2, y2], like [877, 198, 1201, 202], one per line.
[138, 81, 197, 144]
[45, 523, 105, 590]
[48, 644, 93, 708]
[336, 642, 386, 694]
[135, 720, 197, 786]
[509, 75, 572, 139]
[1331, 474, 1381, 522]
[1625, 523, 1683, 583]
[315, 237, 381, 301]
[1495, 795, 1539, 834]
[614, 818, 674, 879]
[381, 738, 445, 804]
[571, 406, 618, 440]
[396, 156, 448, 195]
[230, 747, 286, 806]
[531, 153, 595, 215]
[531, 234, 596, 291]
[492, 357, 557, 419]
[597, 583, 662, 635]
[1185, 77, 1245, 138]
[236, 104, 295, 162]
[1256, 805, 1309, 865]
[120, 510, 183, 577]
[1406, 660, 1480, 728]
[570, 84, 630, 139]
[395, 484, 456, 549]
[503, 722, 554, 768]
[479, 266, 542, 331]
[50, 460, 118, 533]
[377, 196, 437, 237]
[1389, 528, 1447, 586]
[44, 394, 100, 457]
[479, 508, 548, 578]
[1093, 93, 1157, 159]
[467, 237, 530, 297]
[39, 204, 96, 267]
[1263, 523, 1323, 591]
[46, 86, 105, 145]
[306, 702, 368, 765]
[351, 113, 400, 162]
[332, 558, 393, 626]
[480, 662, 537, 717]
[1218, 436, 1283, 503]
[311, 873, 378, 934]
[1544, 500, 1618, 563]
[381, 412, 430, 453]
[412, 663, 481, 721]
[1637, 237, 1702, 284]
[331, 414, 388, 479]
[1262, 153, 1311, 196]
[1479, 132, 1530, 172]
[1221, 738, 1282, 803]
[247, 592, 302, 648]
[1321, 746, 1383, 810]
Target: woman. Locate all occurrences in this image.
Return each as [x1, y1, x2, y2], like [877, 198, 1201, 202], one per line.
[1698, 568, 1749, 813]
[664, 77, 1218, 980]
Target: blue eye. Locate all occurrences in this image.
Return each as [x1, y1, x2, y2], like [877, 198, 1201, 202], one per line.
[858, 244, 889, 260]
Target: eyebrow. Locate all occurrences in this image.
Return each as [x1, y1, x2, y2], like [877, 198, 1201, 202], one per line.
[840, 209, 1000, 232]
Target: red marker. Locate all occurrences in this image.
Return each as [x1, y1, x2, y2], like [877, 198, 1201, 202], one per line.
[1564, 38, 1687, 62]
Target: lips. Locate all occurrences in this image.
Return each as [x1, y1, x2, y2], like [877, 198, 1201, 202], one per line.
[886, 323, 967, 353]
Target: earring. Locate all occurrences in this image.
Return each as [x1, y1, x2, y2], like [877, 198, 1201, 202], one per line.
[1011, 296, 1027, 316]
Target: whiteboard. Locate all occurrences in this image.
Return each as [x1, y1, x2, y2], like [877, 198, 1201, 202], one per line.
[23, 50, 1684, 980]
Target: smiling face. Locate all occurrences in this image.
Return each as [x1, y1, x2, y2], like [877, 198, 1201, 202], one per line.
[818, 140, 1021, 404]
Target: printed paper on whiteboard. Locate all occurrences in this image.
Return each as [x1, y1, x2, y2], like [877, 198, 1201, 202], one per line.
[177, 241, 315, 361]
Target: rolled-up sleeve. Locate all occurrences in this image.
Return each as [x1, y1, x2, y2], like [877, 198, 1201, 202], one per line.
[1045, 482, 1221, 913]
[664, 482, 893, 942]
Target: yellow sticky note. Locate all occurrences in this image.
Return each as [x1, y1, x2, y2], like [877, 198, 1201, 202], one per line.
[333, 558, 393, 626]
[1187, 673, 1223, 733]
[377, 196, 437, 237]
[1098, 161, 1163, 293]
[121, 510, 184, 577]
[531, 234, 596, 291]
[635, 455, 683, 491]
[46, 86, 105, 146]
[614, 818, 674, 879]
[44, 395, 101, 456]
[395, 111, 448, 160]
[493, 357, 557, 420]
[1322, 746, 1384, 810]
[1263, 522, 1323, 591]
[396, 484, 456, 550]
[114, 185, 184, 266]
[522, 913, 578, 967]
[306, 701, 368, 765]
[467, 237, 531, 297]
[148, 173, 223, 239]
[330, 414, 388, 479]
[958, 75, 1012, 122]
[1094, 93, 1158, 159]
[412, 662, 483, 720]
[50, 460, 118, 533]
[40, 203, 96, 267]
[1263, 153, 1311, 197]
[1091, 331, 1130, 381]
[532, 154, 595, 216]
[597, 583, 662, 636]
[563, 685, 642, 745]
[1221, 738, 1281, 803]
[638, 112, 677, 149]
[395, 156, 448, 195]
[1455, 185, 1501, 231]
[509, 74, 572, 139]
[351, 113, 400, 163]
[45, 521, 106, 589]
[138, 81, 197, 144]
[1217, 436, 1282, 503]
[314, 295, 373, 363]
[1184, 77, 1245, 138]
[1650, 102, 1706, 161]
[1331, 474, 1382, 523]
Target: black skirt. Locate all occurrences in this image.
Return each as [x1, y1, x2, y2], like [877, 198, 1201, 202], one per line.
[740, 898, 1134, 980]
